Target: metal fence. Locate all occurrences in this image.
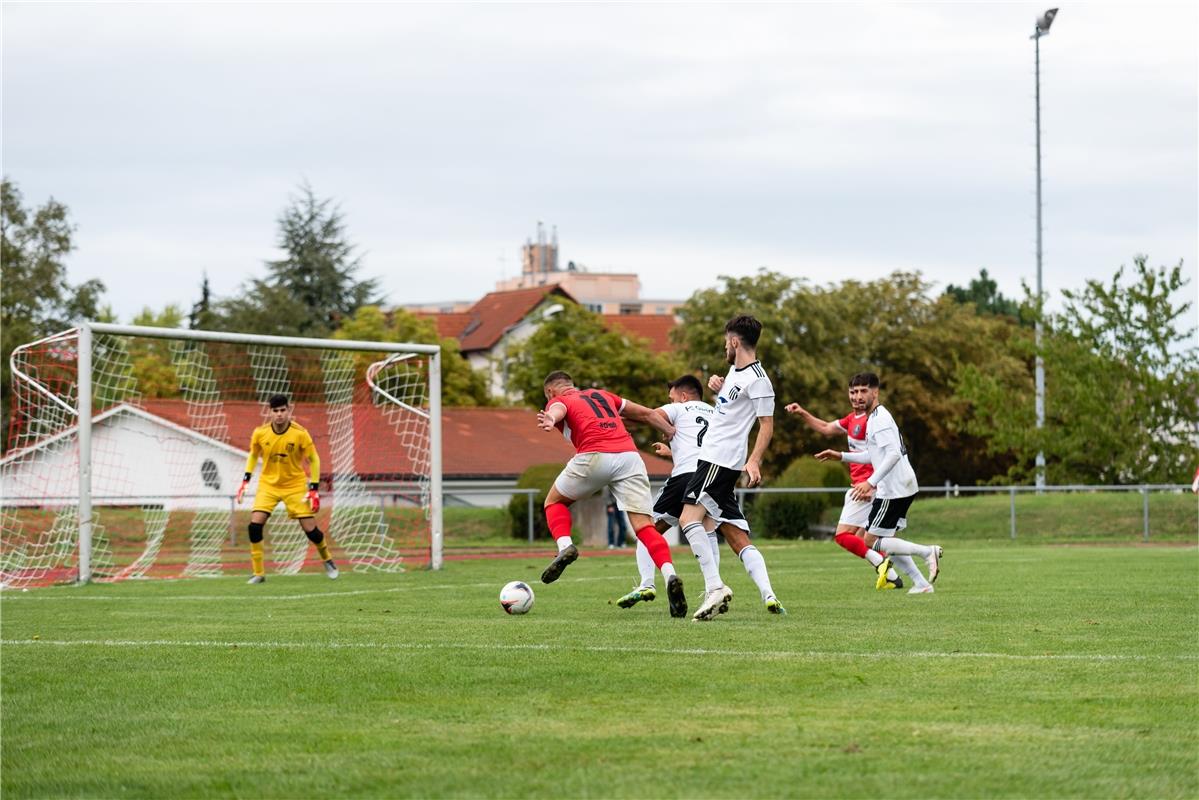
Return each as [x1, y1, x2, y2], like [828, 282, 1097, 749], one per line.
[735, 483, 1197, 541]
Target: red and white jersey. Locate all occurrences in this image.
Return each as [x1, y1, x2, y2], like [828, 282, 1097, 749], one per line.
[547, 388, 636, 455]
[836, 412, 874, 485]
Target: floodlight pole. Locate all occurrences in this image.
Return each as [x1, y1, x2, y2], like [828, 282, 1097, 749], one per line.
[1032, 9, 1058, 490]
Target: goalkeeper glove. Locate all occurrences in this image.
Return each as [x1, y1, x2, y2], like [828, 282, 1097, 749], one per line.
[235, 473, 250, 504]
[306, 482, 321, 513]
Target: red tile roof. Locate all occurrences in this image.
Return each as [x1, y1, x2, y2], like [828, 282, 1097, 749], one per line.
[602, 314, 677, 354]
[456, 286, 576, 353]
[414, 312, 473, 340]
[138, 400, 671, 480]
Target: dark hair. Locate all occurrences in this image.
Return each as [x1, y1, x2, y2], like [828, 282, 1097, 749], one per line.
[543, 370, 573, 388]
[268, 393, 290, 409]
[725, 315, 762, 348]
[848, 372, 880, 389]
[668, 374, 703, 398]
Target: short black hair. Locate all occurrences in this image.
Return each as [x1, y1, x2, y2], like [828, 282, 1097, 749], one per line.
[543, 370, 574, 388]
[668, 374, 703, 399]
[848, 372, 880, 389]
[725, 315, 762, 348]
[268, 393, 290, 409]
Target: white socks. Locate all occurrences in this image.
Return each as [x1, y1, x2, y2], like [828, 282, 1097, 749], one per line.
[708, 533, 721, 570]
[739, 545, 776, 602]
[556, 537, 574, 552]
[890, 554, 930, 588]
[683, 522, 724, 591]
[864, 549, 884, 567]
[634, 539, 656, 589]
[876, 536, 932, 559]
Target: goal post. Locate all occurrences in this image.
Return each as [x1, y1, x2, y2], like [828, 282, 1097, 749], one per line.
[3, 322, 443, 587]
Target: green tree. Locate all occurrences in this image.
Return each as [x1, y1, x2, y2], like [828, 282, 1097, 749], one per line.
[334, 305, 491, 407]
[127, 305, 186, 399]
[1, 179, 105, 439]
[211, 183, 379, 337]
[957, 256, 1198, 484]
[506, 301, 683, 425]
[188, 272, 215, 330]
[944, 268, 1023, 322]
[673, 270, 1022, 484]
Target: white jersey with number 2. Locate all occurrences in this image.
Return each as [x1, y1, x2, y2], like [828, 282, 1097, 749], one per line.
[660, 400, 715, 477]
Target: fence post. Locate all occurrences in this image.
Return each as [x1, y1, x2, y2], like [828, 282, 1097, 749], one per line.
[1009, 487, 1017, 540]
[526, 491, 534, 543]
[1142, 485, 1150, 542]
[944, 480, 951, 499]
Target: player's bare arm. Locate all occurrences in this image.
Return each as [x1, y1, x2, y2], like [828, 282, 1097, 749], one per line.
[742, 415, 773, 487]
[651, 442, 673, 459]
[708, 375, 724, 392]
[784, 403, 842, 437]
[537, 403, 567, 432]
[621, 400, 676, 439]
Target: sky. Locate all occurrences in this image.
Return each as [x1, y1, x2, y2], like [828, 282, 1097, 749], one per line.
[4, 2, 1197, 336]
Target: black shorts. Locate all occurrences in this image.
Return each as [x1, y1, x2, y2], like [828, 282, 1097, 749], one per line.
[682, 460, 748, 531]
[652, 473, 693, 525]
[867, 493, 916, 535]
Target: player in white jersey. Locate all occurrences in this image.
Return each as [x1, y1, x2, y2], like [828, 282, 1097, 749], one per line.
[785, 372, 903, 589]
[815, 373, 943, 594]
[680, 315, 787, 621]
[616, 375, 721, 608]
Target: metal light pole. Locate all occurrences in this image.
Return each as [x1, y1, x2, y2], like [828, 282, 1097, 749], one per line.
[1032, 7, 1058, 490]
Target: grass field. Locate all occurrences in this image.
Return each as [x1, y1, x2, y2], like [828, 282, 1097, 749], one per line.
[2, 541, 1197, 798]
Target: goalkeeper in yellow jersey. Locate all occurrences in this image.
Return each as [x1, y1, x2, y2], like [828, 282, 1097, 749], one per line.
[235, 394, 338, 584]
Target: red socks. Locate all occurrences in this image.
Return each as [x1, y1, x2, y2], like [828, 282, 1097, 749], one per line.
[834, 531, 869, 559]
[635, 526, 673, 568]
[545, 503, 573, 540]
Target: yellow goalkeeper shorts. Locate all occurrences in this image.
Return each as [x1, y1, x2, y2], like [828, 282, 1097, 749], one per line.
[252, 484, 315, 519]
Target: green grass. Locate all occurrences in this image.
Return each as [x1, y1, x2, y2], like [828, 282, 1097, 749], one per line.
[3, 542, 1197, 799]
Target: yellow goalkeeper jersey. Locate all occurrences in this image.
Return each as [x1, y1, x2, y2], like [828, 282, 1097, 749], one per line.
[245, 422, 320, 490]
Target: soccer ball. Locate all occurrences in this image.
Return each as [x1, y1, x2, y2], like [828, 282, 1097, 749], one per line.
[499, 581, 535, 615]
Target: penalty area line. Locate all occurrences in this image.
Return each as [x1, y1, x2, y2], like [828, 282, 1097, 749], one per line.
[1, 638, 1195, 663]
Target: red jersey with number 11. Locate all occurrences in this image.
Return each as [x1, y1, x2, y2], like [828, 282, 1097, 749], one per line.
[548, 388, 636, 454]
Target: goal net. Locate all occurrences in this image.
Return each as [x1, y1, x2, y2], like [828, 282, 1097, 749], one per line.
[1, 324, 443, 588]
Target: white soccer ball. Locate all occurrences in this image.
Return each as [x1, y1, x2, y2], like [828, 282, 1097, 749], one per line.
[499, 580, 535, 615]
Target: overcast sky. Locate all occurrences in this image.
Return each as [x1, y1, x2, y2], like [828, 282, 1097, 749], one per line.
[4, 2, 1196, 336]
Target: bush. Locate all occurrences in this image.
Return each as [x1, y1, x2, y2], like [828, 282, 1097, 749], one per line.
[750, 457, 850, 539]
[508, 463, 564, 540]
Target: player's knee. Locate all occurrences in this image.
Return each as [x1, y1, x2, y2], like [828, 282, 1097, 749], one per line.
[247, 522, 264, 544]
[305, 527, 324, 545]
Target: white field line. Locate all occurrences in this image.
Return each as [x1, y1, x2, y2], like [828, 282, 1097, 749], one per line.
[1, 638, 1195, 663]
[0, 576, 630, 602]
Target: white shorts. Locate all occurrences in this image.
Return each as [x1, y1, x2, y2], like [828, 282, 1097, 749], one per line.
[554, 451, 653, 516]
[837, 489, 872, 529]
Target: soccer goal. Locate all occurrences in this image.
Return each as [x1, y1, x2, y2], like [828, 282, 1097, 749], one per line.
[1, 323, 443, 588]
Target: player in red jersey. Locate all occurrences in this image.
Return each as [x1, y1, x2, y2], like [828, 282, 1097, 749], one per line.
[535, 371, 690, 618]
[785, 372, 903, 589]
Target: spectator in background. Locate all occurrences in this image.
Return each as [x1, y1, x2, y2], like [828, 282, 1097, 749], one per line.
[1192, 465, 1198, 494]
[606, 485, 628, 548]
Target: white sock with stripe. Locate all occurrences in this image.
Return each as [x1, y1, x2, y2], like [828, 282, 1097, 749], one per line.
[683, 522, 723, 592]
[739, 545, 776, 602]
[708, 533, 721, 570]
[876, 536, 932, 559]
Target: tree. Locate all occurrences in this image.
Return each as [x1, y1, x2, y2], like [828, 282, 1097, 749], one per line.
[672, 269, 1022, 484]
[210, 183, 380, 337]
[1, 179, 105, 440]
[506, 302, 683, 436]
[127, 305, 187, 399]
[334, 306, 491, 407]
[957, 256, 1198, 484]
[188, 272, 214, 330]
[944, 268, 1023, 322]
